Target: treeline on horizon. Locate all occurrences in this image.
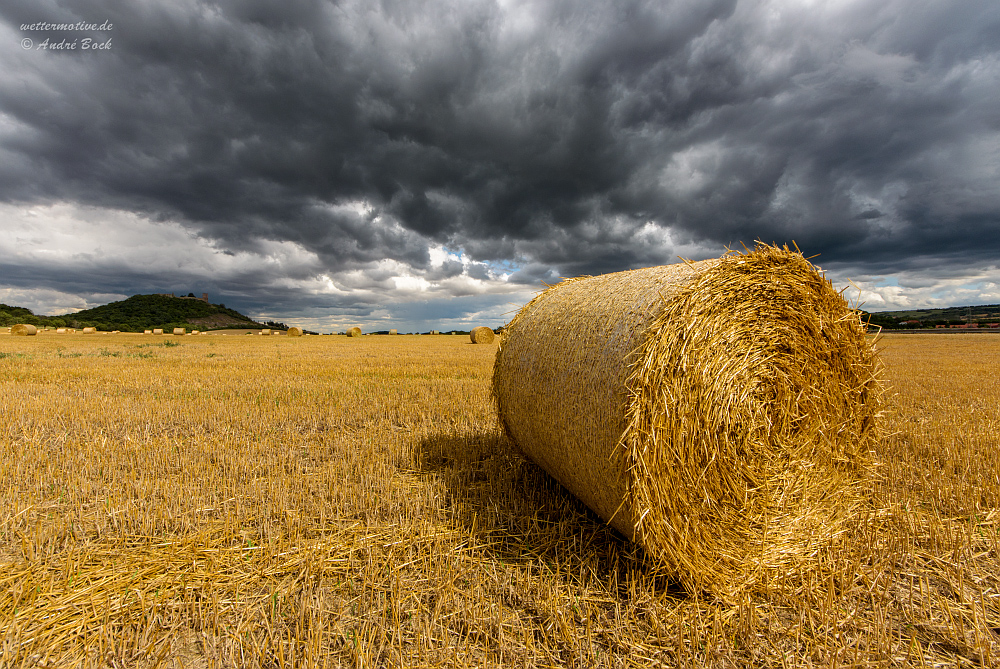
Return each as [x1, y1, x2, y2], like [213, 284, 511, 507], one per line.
[0, 294, 264, 333]
[7, 294, 1000, 334]
[860, 303, 1000, 329]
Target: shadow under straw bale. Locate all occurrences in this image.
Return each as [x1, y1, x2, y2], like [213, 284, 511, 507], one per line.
[415, 430, 684, 597]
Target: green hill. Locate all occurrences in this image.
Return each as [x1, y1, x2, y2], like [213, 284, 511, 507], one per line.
[861, 304, 1000, 329]
[1, 295, 263, 332]
[0, 304, 37, 325]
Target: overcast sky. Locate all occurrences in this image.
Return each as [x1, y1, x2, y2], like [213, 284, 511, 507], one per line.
[2, 0, 999, 332]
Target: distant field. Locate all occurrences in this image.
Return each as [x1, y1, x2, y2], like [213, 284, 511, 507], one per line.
[1, 333, 998, 667]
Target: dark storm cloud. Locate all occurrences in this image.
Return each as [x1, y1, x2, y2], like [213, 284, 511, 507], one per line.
[2, 0, 999, 288]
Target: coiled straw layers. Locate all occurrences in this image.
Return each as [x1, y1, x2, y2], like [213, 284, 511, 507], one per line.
[11, 324, 37, 336]
[493, 244, 882, 597]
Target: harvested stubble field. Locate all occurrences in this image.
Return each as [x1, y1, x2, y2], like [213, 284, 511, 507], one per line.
[1, 332, 999, 667]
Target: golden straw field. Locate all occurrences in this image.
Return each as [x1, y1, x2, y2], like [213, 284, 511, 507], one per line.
[2, 332, 999, 667]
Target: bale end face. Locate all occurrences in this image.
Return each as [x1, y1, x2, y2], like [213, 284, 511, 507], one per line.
[346, 327, 362, 337]
[11, 324, 38, 336]
[470, 326, 496, 344]
[287, 327, 303, 337]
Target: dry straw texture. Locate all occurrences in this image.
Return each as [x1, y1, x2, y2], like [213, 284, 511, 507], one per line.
[82, 327, 96, 334]
[56, 328, 67, 334]
[173, 328, 186, 336]
[287, 327, 303, 337]
[152, 329, 163, 335]
[346, 327, 362, 337]
[261, 328, 271, 335]
[389, 329, 398, 335]
[1, 330, 998, 665]
[470, 326, 496, 344]
[11, 324, 37, 336]
[493, 243, 883, 598]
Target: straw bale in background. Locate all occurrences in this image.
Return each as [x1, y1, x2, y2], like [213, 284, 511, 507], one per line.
[173, 328, 186, 336]
[144, 330, 152, 334]
[153, 329, 163, 335]
[11, 324, 37, 336]
[287, 327, 303, 337]
[470, 326, 495, 344]
[346, 327, 362, 337]
[493, 244, 882, 598]
[82, 327, 96, 334]
[56, 328, 67, 334]
[389, 329, 398, 335]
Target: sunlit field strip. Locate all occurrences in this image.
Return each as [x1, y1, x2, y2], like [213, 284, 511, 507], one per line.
[1, 331, 998, 666]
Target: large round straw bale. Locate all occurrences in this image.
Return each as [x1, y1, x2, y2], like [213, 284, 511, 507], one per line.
[173, 327, 186, 335]
[287, 327, 303, 337]
[82, 327, 97, 334]
[493, 244, 882, 597]
[56, 328, 67, 334]
[144, 330, 152, 334]
[388, 329, 398, 335]
[153, 329, 163, 335]
[260, 328, 271, 335]
[346, 327, 362, 337]
[11, 324, 37, 336]
[470, 326, 495, 344]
